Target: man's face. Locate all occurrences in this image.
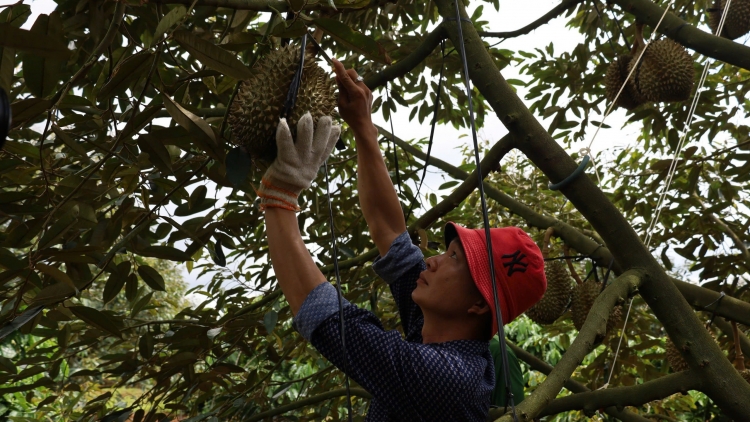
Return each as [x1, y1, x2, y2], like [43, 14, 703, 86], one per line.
[412, 239, 487, 319]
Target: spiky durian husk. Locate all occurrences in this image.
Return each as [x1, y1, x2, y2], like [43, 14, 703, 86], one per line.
[605, 54, 646, 110]
[741, 369, 750, 384]
[228, 45, 337, 160]
[570, 280, 621, 333]
[630, 39, 694, 103]
[665, 330, 718, 372]
[571, 280, 601, 331]
[709, 0, 750, 40]
[526, 260, 574, 325]
[665, 338, 689, 372]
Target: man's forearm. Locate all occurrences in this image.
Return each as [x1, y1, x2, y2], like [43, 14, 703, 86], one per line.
[355, 124, 407, 256]
[265, 208, 326, 315]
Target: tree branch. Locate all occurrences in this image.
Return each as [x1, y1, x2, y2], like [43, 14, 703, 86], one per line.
[433, 1, 750, 417]
[478, 0, 583, 39]
[672, 278, 750, 327]
[714, 316, 750, 359]
[148, 0, 335, 12]
[502, 271, 644, 421]
[503, 342, 650, 422]
[539, 371, 700, 417]
[364, 25, 448, 90]
[611, 0, 750, 71]
[245, 388, 371, 422]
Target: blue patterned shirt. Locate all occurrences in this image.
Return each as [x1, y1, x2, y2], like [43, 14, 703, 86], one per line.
[294, 232, 494, 421]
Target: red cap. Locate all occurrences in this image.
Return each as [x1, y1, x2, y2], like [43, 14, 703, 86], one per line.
[444, 222, 546, 335]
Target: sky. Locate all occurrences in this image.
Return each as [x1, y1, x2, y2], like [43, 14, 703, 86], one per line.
[6, 0, 744, 295]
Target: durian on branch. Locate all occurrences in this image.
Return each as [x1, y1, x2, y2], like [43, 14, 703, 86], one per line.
[537, 370, 700, 418]
[492, 270, 644, 422]
[611, 0, 750, 71]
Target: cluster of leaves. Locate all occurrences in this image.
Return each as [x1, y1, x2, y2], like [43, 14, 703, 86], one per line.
[0, 0, 747, 420]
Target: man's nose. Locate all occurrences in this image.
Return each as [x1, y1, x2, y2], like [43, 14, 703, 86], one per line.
[425, 256, 438, 270]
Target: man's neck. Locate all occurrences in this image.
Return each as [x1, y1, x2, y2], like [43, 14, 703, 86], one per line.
[421, 313, 483, 344]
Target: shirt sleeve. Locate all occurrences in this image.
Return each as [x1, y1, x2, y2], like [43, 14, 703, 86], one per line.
[371, 231, 426, 342]
[308, 303, 488, 419]
[294, 282, 349, 340]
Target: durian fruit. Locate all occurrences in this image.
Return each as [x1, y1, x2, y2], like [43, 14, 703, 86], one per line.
[526, 260, 574, 325]
[665, 328, 719, 372]
[228, 44, 337, 161]
[741, 369, 750, 384]
[605, 54, 646, 110]
[526, 229, 574, 325]
[570, 279, 623, 332]
[709, 0, 750, 40]
[629, 23, 694, 103]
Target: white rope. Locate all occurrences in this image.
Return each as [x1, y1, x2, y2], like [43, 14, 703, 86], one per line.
[600, 0, 734, 390]
[584, 1, 675, 184]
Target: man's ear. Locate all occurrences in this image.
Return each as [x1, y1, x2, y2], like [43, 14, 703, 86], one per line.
[467, 299, 490, 316]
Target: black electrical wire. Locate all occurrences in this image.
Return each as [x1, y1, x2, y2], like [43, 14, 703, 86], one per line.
[450, 2, 517, 418]
[405, 39, 447, 223]
[280, 33, 354, 421]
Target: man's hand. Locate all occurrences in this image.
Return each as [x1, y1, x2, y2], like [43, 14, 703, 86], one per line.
[258, 112, 341, 211]
[333, 59, 376, 138]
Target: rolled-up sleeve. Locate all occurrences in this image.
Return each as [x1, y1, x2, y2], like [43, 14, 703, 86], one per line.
[372, 231, 424, 283]
[294, 282, 350, 340]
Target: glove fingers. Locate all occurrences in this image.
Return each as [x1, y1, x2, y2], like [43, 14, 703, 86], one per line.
[312, 116, 333, 157]
[325, 124, 341, 158]
[275, 118, 294, 155]
[297, 112, 314, 152]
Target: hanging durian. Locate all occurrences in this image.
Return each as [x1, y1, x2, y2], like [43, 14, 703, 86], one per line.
[665, 325, 719, 372]
[569, 261, 622, 333]
[709, 0, 750, 40]
[605, 53, 646, 110]
[629, 23, 694, 103]
[526, 229, 574, 325]
[228, 44, 337, 161]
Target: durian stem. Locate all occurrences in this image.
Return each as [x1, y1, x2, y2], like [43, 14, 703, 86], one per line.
[564, 244, 584, 286]
[632, 22, 645, 53]
[542, 227, 555, 258]
[734, 321, 746, 371]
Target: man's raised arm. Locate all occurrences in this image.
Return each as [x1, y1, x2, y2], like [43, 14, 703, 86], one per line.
[333, 60, 406, 257]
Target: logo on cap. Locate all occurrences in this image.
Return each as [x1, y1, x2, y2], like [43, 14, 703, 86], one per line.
[501, 250, 528, 277]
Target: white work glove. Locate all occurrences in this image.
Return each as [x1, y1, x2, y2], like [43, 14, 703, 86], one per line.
[258, 112, 341, 211]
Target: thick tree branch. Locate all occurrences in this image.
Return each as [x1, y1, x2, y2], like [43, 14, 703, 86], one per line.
[365, 25, 448, 90]
[503, 342, 650, 422]
[504, 271, 643, 421]
[148, 0, 333, 12]
[611, 0, 750, 71]
[672, 278, 750, 327]
[539, 371, 700, 417]
[245, 388, 371, 422]
[433, 1, 750, 418]
[478, 0, 583, 39]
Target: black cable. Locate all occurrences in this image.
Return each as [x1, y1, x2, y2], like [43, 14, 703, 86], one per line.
[592, 1, 619, 56]
[324, 161, 355, 422]
[405, 39, 446, 223]
[279, 34, 354, 420]
[450, 3, 517, 419]
[386, 86, 403, 197]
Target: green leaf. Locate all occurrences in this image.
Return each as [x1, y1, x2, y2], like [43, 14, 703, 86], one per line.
[172, 30, 253, 80]
[137, 265, 165, 291]
[138, 332, 154, 359]
[189, 185, 208, 210]
[22, 13, 63, 98]
[137, 133, 173, 174]
[139, 245, 192, 262]
[68, 306, 122, 338]
[225, 147, 251, 188]
[131, 291, 153, 317]
[0, 46, 14, 93]
[162, 94, 224, 162]
[38, 209, 77, 249]
[314, 18, 391, 65]
[0, 23, 70, 59]
[102, 270, 126, 305]
[35, 263, 79, 295]
[263, 310, 278, 335]
[11, 98, 51, 127]
[152, 5, 187, 46]
[97, 51, 154, 99]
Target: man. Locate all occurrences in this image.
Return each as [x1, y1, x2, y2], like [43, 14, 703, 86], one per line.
[259, 59, 547, 421]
